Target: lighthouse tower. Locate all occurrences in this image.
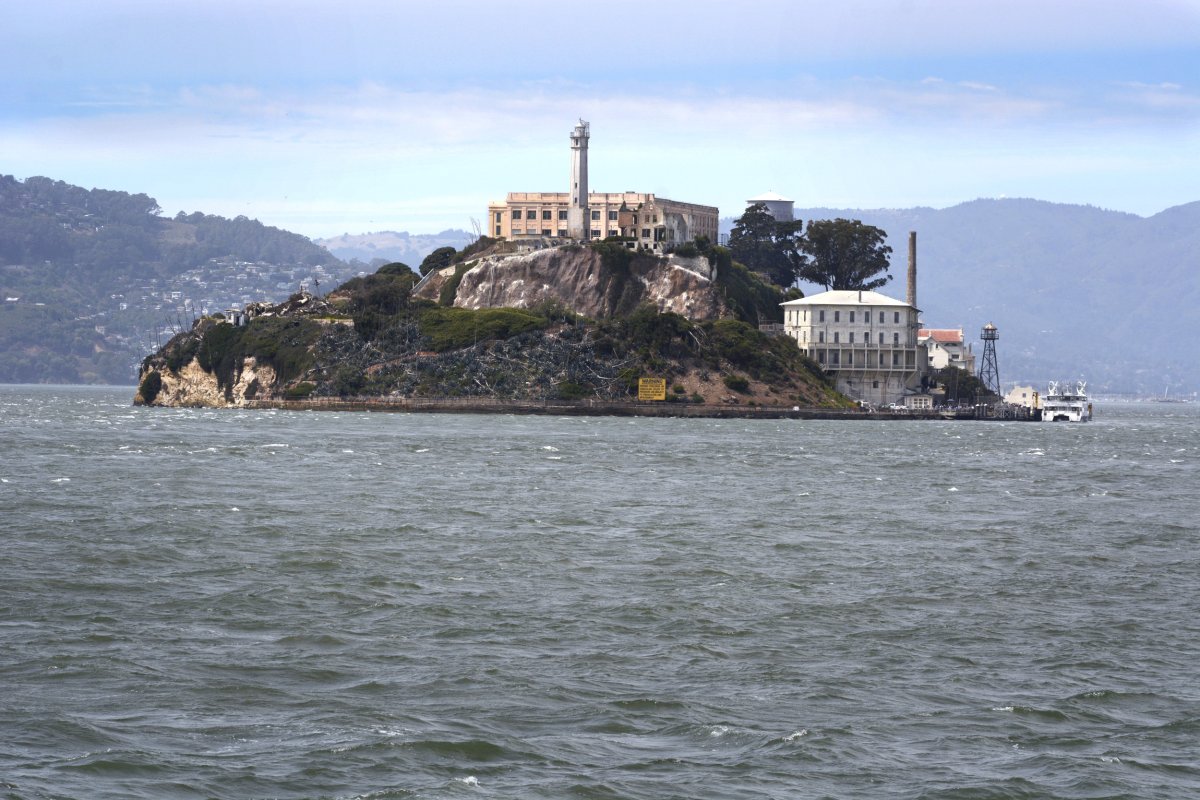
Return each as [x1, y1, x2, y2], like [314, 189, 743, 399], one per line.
[567, 120, 590, 240]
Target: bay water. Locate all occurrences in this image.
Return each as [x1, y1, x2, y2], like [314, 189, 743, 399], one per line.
[2, 385, 1198, 799]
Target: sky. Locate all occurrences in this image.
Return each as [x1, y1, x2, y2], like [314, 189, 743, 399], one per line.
[4, 0, 1199, 239]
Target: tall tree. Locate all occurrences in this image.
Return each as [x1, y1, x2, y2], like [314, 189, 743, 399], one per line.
[727, 203, 806, 287]
[797, 218, 893, 291]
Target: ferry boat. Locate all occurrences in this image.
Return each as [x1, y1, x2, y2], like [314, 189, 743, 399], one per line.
[1041, 380, 1092, 422]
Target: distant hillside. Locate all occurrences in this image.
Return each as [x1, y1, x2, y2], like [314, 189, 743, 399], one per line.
[0, 175, 349, 384]
[316, 229, 475, 265]
[723, 199, 1200, 394]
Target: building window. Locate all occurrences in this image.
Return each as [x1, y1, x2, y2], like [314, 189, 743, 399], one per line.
[542, 210, 552, 220]
[894, 311, 900, 323]
[818, 331, 825, 343]
[834, 310, 840, 323]
[850, 311, 855, 323]
[512, 210, 522, 220]
[591, 229, 601, 238]
[849, 332, 855, 344]
[542, 228, 552, 236]
[847, 351, 853, 365]
[893, 332, 899, 344]
[873, 380, 880, 388]
[879, 312, 885, 323]
[641, 229, 650, 238]
[608, 210, 617, 220]
[559, 210, 568, 220]
[557, 228, 567, 237]
[893, 352, 900, 365]
[494, 212, 502, 223]
[819, 310, 825, 322]
[591, 210, 600, 220]
[879, 353, 885, 365]
[495, 225, 501, 236]
[831, 351, 840, 365]
[879, 332, 885, 345]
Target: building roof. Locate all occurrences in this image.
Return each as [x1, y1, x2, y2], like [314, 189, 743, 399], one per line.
[918, 328, 964, 343]
[747, 190, 792, 202]
[781, 290, 911, 308]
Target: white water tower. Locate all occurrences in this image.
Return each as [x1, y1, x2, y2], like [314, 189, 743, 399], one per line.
[746, 191, 794, 222]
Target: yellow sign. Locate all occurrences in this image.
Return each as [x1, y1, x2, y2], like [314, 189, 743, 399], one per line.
[638, 377, 667, 401]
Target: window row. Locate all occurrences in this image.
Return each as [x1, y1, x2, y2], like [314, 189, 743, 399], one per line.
[814, 309, 904, 324]
[812, 331, 902, 345]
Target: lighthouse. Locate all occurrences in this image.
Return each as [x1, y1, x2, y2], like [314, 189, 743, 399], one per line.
[566, 120, 590, 239]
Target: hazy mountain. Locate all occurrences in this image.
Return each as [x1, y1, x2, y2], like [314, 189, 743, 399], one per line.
[316, 230, 475, 266]
[0, 175, 349, 384]
[724, 198, 1200, 394]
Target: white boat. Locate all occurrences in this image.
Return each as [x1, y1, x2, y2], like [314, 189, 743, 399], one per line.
[1041, 380, 1092, 422]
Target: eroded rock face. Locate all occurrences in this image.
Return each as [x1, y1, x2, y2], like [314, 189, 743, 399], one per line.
[415, 245, 727, 321]
[139, 357, 276, 408]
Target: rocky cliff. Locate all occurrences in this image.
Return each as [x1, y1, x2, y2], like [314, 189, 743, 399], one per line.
[414, 244, 728, 321]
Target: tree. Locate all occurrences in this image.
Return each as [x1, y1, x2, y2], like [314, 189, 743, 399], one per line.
[797, 218, 893, 291]
[419, 246, 457, 276]
[727, 203, 806, 287]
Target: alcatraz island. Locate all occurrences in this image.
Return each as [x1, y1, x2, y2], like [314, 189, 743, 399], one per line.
[135, 120, 1006, 419]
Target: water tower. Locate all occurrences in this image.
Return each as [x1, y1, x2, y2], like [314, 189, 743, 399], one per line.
[746, 191, 794, 222]
[978, 322, 1000, 396]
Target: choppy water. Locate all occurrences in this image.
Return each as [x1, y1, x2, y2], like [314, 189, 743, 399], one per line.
[1, 385, 1198, 799]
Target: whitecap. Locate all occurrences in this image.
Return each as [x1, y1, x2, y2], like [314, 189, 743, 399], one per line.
[546, 456, 563, 461]
[709, 725, 730, 737]
[51, 477, 71, 483]
[948, 487, 958, 492]
[457, 776, 479, 786]
[1101, 756, 1121, 764]
[415, 448, 430, 453]
[261, 443, 289, 449]
[231, 507, 240, 511]
[992, 706, 1014, 712]
[784, 729, 808, 741]
[542, 445, 559, 452]
[342, 449, 354, 454]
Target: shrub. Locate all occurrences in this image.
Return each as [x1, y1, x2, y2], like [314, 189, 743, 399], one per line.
[723, 373, 750, 393]
[419, 247, 456, 276]
[138, 370, 162, 404]
[284, 382, 316, 399]
[418, 306, 549, 351]
[439, 261, 474, 306]
[555, 380, 590, 400]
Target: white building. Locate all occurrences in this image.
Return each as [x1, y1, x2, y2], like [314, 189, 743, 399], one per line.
[918, 328, 976, 373]
[781, 290, 926, 406]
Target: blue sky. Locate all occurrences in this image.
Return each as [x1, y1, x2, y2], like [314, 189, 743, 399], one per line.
[4, 0, 1199, 238]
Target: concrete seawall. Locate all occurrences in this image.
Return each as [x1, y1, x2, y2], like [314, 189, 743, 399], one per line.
[242, 396, 1025, 421]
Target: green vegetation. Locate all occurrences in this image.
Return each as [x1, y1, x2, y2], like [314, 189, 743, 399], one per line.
[419, 247, 456, 276]
[138, 370, 162, 404]
[723, 373, 750, 393]
[195, 315, 322, 396]
[798, 218, 893, 291]
[419, 306, 549, 352]
[727, 203, 806, 287]
[439, 261, 474, 307]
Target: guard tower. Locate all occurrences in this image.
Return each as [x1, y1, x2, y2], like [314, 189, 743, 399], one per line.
[978, 322, 1000, 396]
[566, 120, 590, 239]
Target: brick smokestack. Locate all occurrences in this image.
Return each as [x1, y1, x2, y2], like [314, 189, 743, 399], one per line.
[906, 231, 917, 308]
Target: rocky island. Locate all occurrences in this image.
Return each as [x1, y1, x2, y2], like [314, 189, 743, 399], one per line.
[134, 238, 854, 415]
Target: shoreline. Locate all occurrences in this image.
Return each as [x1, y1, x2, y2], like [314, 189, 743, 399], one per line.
[236, 396, 1029, 421]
